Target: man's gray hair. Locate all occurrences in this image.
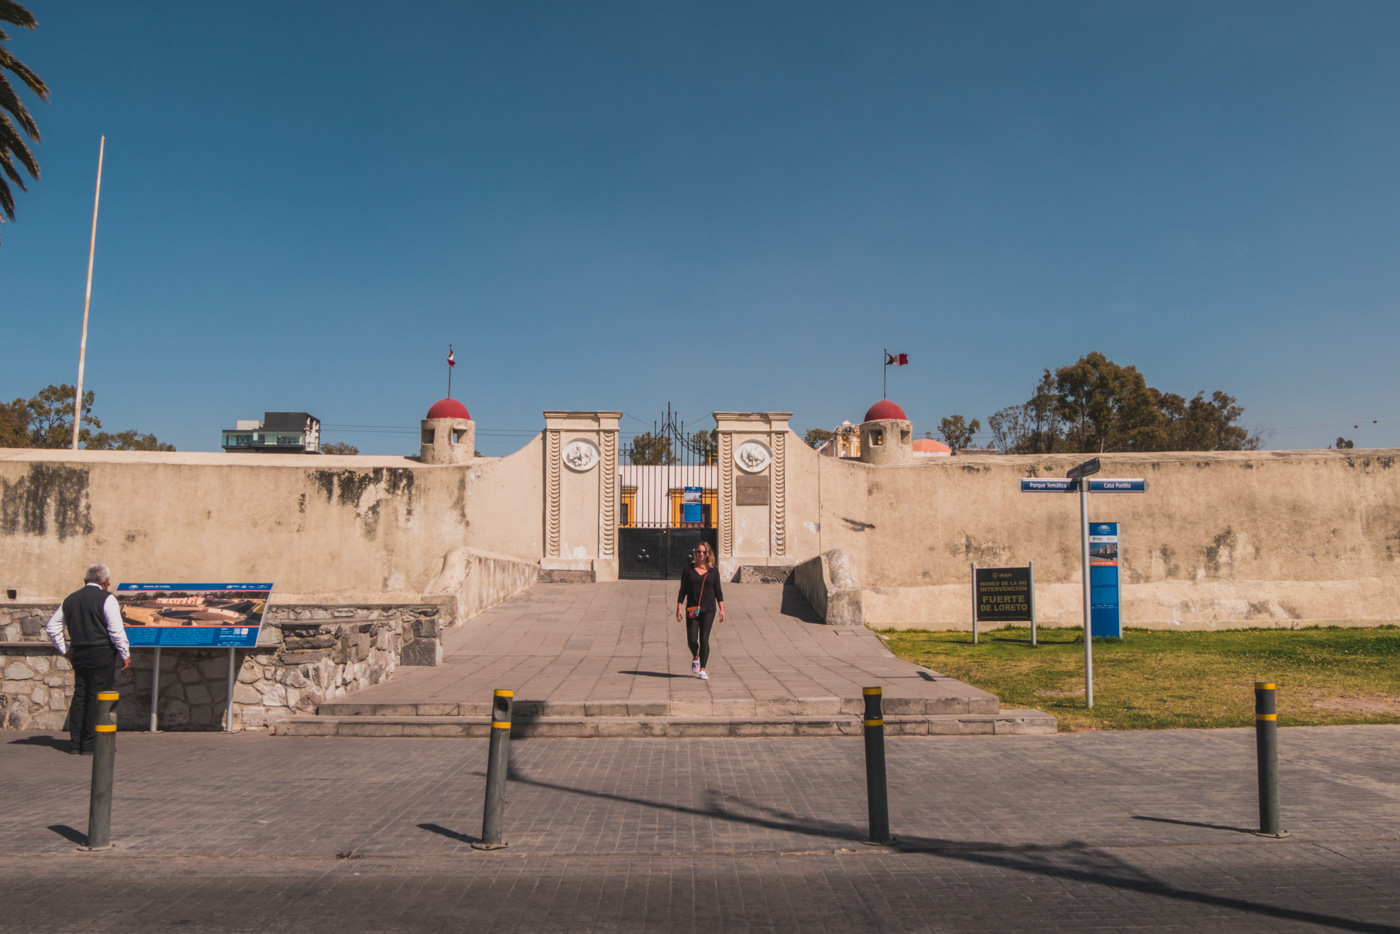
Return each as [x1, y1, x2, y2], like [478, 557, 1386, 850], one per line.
[84, 563, 111, 585]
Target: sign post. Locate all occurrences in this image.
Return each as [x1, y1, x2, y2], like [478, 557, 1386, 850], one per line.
[1019, 469, 1147, 707]
[1066, 459, 1100, 707]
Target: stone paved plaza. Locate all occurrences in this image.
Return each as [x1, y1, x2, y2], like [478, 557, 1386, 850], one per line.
[3, 725, 1398, 932]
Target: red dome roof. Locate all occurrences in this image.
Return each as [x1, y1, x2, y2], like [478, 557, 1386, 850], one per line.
[426, 398, 471, 420]
[864, 400, 908, 422]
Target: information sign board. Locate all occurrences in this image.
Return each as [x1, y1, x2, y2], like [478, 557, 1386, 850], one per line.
[1089, 523, 1121, 638]
[116, 582, 273, 648]
[973, 566, 1034, 623]
[682, 486, 703, 524]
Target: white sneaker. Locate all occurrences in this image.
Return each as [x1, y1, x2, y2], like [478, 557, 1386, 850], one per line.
[698, 669, 708, 680]
[691, 658, 701, 674]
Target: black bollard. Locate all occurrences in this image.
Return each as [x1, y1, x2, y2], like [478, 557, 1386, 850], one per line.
[1254, 681, 1286, 837]
[474, 689, 513, 850]
[862, 687, 892, 845]
[83, 691, 119, 851]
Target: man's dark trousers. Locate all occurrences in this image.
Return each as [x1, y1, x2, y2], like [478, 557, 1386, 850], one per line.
[68, 644, 117, 751]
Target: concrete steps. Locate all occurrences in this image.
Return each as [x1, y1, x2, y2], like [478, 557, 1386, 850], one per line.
[275, 710, 1055, 738]
[274, 696, 1057, 738]
[267, 582, 1059, 739]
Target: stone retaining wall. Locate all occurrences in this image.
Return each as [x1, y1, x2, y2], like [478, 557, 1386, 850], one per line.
[1, 602, 445, 733]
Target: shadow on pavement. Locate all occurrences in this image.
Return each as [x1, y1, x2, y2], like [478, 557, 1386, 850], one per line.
[418, 823, 478, 845]
[47, 825, 86, 845]
[1132, 814, 1256, 835]
[504, 759, 1397, 934]
[779, 583, 824, 624]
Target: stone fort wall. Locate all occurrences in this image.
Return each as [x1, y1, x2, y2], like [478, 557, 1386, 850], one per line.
[3, 439, 1396, 638]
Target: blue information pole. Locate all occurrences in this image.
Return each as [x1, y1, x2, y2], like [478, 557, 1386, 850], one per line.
[1089, 522, 1121, 638]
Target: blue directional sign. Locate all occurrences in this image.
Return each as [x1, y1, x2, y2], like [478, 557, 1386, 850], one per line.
[1091, 478, 1146, 492]
[1020, 478, 1147, 493]
[1021, 478, 1077, 492]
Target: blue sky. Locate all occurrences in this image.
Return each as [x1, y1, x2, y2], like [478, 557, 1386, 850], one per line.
[4, 0, 1398, 454]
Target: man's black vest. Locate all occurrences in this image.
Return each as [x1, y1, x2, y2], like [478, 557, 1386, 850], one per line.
[62, 585, 115, 649]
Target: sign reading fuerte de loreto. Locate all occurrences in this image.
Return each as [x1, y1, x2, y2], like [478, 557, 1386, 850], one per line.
[116, 582, 273, 648]
[974, 566, 1033, 623]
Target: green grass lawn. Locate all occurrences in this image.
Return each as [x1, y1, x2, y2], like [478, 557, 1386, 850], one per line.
[878, 625, 1400, 732]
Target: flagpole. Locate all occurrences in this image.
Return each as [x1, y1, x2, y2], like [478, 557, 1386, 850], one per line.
[882, 348, 887, 399]
[447, 344, 453, 399]
[73, 135, 105, 450]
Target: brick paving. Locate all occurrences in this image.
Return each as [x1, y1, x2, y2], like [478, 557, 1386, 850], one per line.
[281, 581, 1054, 736]
[3, 725, 1398, 931]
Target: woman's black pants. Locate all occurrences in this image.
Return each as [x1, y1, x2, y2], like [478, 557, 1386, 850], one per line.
[686, 610, 716, 668]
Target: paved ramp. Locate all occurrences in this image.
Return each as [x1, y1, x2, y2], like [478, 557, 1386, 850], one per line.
[276, 581, 1055, 737]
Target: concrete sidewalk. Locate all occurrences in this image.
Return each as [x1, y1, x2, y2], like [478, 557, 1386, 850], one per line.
[3, 725, 1398, 932]
[278, 581, 1055, 737]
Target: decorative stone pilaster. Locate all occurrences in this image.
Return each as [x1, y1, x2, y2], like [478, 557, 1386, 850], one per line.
[600, 428, 618, 560]
[545, 428, 562, 558]
[541, 411, 623, 582]
[713, 412, 793, 579]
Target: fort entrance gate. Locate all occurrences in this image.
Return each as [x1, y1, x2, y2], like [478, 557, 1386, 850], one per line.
[618, 406, 718, 579]
[541, 410, 793, 584]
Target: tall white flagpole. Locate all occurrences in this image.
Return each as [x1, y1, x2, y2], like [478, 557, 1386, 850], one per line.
[73, 135, 105, 450]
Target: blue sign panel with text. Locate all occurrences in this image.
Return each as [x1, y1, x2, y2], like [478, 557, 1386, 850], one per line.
[116, 583, 273, 648]
[1088, 524, 1120, 638]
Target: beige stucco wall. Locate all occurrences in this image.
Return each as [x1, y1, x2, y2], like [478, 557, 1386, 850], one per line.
[0, 444, 544, 614]
[790, 446, 1400, 630]
[3, 439, 1397, 632]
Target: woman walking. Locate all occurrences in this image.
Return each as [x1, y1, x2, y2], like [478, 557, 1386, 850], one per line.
[676, 542, 725, 680]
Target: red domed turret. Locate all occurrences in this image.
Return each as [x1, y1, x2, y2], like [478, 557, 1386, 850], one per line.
[426, 398, 471, 421]
[864, 399, 907, 422]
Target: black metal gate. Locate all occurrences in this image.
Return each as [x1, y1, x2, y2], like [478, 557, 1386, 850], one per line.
[618, 406, 718, 580]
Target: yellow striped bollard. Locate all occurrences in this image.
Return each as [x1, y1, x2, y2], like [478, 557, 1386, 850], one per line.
[474, 689, 513, 850]
[83, 691, 119, 851]
[1254, 681, 1286, 837]
[863, 687, 891, 844]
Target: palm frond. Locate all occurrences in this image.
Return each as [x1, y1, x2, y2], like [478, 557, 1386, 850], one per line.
[0, 1, 39, 30]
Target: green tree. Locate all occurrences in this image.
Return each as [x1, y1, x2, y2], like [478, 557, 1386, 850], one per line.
[688, 428, 717, 464]
[0, 1, 49, 241]
[321, 441, 360, 455]
[1054, 352, 1163, 452]
[987, 353, 1259, 454]
[1, 384, 174, 450]
[937, 414, 981, 452]
[626, 431, 675, 465]
[803, 427, 835, 448]
[25, 383, 100, 447]
[1335, 437, 1354, 450]
[0, 396, 28, 446]
[87, 429, 175, 452]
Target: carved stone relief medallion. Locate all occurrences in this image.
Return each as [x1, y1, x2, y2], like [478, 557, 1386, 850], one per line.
[562, 439, 600, 472]
[734, 440, 772, 474]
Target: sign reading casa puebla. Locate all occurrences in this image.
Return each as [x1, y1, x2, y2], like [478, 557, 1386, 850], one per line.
[562, 439, 600, 472]
[116, 583, 273, 648]
[734, 440, 772, 473]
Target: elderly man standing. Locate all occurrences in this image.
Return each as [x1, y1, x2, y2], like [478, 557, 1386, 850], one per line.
[44, 563, 131, 754]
